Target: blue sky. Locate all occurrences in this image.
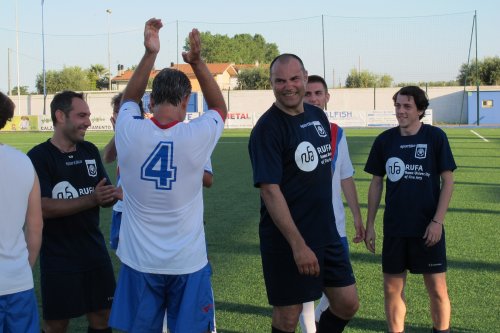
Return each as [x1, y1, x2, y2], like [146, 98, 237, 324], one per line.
[1, 0, 499, 93]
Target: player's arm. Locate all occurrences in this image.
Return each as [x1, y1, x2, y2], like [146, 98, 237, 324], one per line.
[102, 134, 117, 164]
[41, 178, 116, 219]
[341, 176, 365, 243]
[182, 29, 227, 120]
[121, 18, 163, 104]
[260, 183, 320, 277]
[203, 171, 213, 188]
[365, 175, 383, 253]
[423, 170, 454, 247]
[25, 172, 43, 268]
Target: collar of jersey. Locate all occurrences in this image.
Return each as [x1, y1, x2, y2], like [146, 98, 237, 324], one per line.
[151, 117, 180, 129]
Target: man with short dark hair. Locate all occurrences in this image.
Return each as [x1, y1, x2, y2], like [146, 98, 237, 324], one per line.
[364, 86, 455, 333]
[249, 55, 358, 333]
[28, 90, 117, 333]
[299, 75, 364, 332]
[108, 18, 227, 333]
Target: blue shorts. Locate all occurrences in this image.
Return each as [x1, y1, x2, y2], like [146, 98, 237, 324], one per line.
[0, 288, 39, 333]
[109, 263, 215, 333]
[382, 233, 447, 274]
[110, 210, 122, 250]
[261, 241, 355, 306]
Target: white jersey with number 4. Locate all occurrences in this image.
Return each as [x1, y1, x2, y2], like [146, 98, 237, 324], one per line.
[115, 101, 224, 274]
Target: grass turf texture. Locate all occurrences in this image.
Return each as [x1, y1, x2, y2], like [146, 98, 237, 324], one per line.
[1, 128, 498, 332]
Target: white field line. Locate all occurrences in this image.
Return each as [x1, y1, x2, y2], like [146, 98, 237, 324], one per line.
[470, 130, 489, 142]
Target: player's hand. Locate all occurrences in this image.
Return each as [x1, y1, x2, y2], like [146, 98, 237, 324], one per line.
[292, 244, 320, 277]
[364, 226, 376, 253]
[114, 186, 123, 201]
[423, 221, 443, 247]
[93, 178, 116, 206]
[352, 218, 366, 243]
[144, 18, 163, 55]
[182, 29, 202, 65]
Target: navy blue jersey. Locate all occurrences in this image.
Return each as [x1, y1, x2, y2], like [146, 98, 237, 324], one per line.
[28, 140, 112, 273]
[364, 124, 456, 236]
[249, 103, 338, 252]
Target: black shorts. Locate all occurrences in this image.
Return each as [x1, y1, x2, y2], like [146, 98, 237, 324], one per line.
[382, 233, 447, 274]
[41, 264, 116, 320]
[261, 241, 355, 306]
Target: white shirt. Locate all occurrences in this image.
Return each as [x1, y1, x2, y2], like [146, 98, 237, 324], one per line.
[0, 145, 35, 295]
[115, 101, 224, 274]
[331, 131, 355, 238]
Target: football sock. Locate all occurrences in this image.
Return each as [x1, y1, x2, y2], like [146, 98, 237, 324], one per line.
[432, 328, 450, 333]
[317, 309, 349, 333]
[271, 326, 294, 333]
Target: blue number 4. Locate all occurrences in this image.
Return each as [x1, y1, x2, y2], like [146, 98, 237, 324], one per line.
[141, 141, 177, 190]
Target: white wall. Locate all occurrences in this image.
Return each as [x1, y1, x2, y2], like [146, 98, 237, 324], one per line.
[9, 86, 500, 125]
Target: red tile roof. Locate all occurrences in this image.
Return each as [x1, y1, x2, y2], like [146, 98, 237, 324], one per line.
[112, 63, 238, 82]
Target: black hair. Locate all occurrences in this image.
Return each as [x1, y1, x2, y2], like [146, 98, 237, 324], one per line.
[269, 53, 305, 77]
[307, 75, 328, 92]
[151, 68, 192, 107]
[393, 86, 429, 119]
[50, 91, 84, 126]
[0, 92, 15, 130]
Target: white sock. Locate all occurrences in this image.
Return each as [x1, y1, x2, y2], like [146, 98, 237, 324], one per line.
[299, 301, 316, 333]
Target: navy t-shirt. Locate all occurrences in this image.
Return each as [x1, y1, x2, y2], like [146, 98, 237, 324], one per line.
[248, 103, 338, 252]
[28, 140, 113, 273]
[364, 124, 457, 236]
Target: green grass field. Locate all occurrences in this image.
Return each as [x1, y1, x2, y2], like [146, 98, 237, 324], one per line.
[1, 127, 499, 332]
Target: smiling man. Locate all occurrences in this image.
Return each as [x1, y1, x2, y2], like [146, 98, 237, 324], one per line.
[28, 91, 117, 333]
[248, 55, 358, 333]
[364, 86, 456, 333]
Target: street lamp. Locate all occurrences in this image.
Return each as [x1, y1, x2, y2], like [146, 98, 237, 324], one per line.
[106, 9, 112, 90]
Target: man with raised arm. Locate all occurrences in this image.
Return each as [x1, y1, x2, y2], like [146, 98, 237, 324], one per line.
[108, 18, 227, 333]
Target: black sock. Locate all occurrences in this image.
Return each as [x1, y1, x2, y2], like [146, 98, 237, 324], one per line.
[317, 309, 350, 333]
[87, 327, 112, 333]
[271, 325, 294, 333]
[432, 328, 450, 333]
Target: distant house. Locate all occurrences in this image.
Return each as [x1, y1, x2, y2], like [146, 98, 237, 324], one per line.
[111, 69, 161, 92]
[111, 63, 239, 92]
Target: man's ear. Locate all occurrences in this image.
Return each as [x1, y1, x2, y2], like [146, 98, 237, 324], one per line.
[55, 109, 66, 125]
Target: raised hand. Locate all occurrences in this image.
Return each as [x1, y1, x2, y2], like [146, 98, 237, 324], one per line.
[182, 28, 202, 64]
[144, 18, 163, 54]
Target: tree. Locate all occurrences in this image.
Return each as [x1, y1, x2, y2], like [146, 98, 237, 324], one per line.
[36, 66, 93, 94]
[184, 32, 279, 64]
[457, 56, 500, 85]
[236, 67, 270, 90]
[87, 64, 108, 90]
[345, 69, 393, 88]
[11, 86, 30, 95]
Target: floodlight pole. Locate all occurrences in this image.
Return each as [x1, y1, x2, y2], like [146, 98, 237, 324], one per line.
[42, 0, 47, 115]
[106, 9, 112, 90]
[475, 11, 479, 126]
[16, 0, 21, 114]
[321, 15, 325, 80]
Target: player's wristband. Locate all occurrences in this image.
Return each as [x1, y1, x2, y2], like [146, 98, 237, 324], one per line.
[431, 219, 443, 225]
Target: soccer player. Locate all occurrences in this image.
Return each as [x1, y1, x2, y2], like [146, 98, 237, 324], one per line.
[27, 91, 117, 333]
[109, 18, 227, 333]
[0, 92, 43, 333]
[248, 54, 359, 333]
[299, 75, 364, 332]
[364, 86, 456, 333]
